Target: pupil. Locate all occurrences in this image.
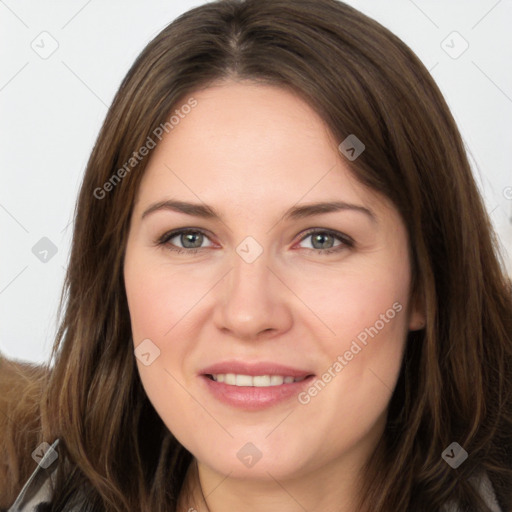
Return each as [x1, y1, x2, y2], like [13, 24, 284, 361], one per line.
[183, 232, 202, 248]
[313, 233, 333, 249]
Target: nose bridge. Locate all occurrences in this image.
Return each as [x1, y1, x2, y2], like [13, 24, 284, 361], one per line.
[213, 240, 292, 338]
[227, 245, 274, 314]
[230, 245, 270, 298]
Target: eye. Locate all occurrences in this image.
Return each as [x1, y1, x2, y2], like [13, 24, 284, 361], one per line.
[156, 229, 214, 254]
[296, 228, 354, 254]
[156, 227, 354, 255]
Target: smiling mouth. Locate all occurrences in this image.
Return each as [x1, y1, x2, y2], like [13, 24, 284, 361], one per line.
[205, 373, 313, 387]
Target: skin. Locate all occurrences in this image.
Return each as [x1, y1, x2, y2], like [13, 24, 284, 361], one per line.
[123, 81, 425, 512]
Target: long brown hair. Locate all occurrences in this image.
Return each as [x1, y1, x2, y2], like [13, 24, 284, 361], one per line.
[3, 0, 511, 510]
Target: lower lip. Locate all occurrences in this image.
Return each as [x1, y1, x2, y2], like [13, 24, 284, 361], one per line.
[200, 375, 315, 411]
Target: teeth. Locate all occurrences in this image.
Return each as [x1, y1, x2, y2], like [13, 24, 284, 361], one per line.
[253, 375, 271, 386]
[236, 374, 253, 386]
[210, 374, 306, 387]
[270, 375, 284, 385]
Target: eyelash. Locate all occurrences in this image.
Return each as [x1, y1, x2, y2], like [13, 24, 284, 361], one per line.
[155, 228, 354, 255]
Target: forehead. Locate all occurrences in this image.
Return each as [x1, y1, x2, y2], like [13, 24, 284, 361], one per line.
[133, 81, 385, 215]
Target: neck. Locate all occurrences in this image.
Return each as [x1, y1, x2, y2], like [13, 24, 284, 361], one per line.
[177, 443, 378, 512]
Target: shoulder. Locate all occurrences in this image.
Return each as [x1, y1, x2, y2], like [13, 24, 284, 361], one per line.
[4, 438, 88, 512]
[441, 472, 504, 512]
[0, 356, 49, 509]
[473, 473, 504, 512]
[0, 357, 48, 404]
[5, 439, 59, 512]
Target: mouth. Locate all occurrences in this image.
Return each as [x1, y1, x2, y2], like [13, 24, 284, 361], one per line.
[199, 361, 315, 410]
[205, 373, 310, 386]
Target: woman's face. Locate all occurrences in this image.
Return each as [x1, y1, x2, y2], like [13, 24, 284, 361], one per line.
[123, 81, 424, 483]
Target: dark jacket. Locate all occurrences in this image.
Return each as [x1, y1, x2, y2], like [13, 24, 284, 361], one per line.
[6, 439, 85, 512]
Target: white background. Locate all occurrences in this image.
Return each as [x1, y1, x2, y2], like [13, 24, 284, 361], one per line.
[1, 0, 511, 364]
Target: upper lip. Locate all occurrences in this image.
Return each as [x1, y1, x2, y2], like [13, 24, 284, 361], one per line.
[200, 361, 314, 378]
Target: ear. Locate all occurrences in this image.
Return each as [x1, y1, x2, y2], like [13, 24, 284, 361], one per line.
[408, 289, 426, 331]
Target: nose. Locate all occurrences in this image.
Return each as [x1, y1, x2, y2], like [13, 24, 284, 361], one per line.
[212, 249, 293, 341]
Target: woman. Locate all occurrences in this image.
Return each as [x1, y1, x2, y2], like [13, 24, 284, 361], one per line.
[2, 0, 511, 511]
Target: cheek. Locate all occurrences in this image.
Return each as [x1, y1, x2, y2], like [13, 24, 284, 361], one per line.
[124, 256, 201, 441]
[124, 251, 206, 418]
[339, 271, 410, 386]
[294, 259, 410, 423]
[293, 257, 410, 345]
[124, 253, 205, 342]
[341, 277, 408, 343]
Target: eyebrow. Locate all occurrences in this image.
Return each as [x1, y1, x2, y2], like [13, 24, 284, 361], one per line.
[141, 199, 376, 223]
